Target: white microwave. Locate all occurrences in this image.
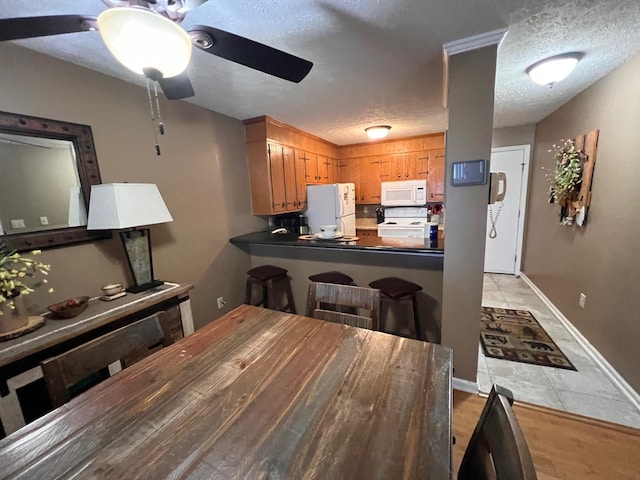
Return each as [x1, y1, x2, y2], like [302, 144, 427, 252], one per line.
[381, 180, 427, 206]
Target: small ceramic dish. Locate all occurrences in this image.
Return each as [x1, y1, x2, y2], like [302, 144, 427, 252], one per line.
[102, 283, 124, 296]
[47, 296, 90, 319]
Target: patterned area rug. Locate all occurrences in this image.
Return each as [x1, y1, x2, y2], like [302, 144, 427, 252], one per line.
[481, 307, 577, 371]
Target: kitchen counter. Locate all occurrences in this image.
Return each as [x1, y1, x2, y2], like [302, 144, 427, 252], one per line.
[230, 231, 444, 257]
[230, 231, 445, 342]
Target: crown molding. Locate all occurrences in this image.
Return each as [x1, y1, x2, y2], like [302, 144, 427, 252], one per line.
[443, 28, 508, 56]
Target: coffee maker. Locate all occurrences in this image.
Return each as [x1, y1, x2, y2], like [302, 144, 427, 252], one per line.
[297, 213, 310, 234]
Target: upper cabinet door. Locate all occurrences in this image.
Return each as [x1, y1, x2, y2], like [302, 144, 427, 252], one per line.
[305, 153, 319, 183]
[268, 142, 287, 212]
[360, 157, 381, 203]
[415, 151, 429, 180]
[317, 155, 330, 183]
[428, 149, 446, 202]
[294, 150, 308, 210]
[282, 145, 297, 211]
[339, 158, 361, 201]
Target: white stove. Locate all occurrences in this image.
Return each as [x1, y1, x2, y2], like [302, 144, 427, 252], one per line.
[377, 207, 430, 238]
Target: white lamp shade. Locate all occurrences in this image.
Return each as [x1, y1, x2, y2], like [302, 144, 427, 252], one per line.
[526, 54, 581, 86]
[98, 7, 192, 78]
[87, 183, 173, 230]
[365, 125, 392, 139]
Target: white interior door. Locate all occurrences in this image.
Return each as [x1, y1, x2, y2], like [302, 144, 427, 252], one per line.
[484, 145, 530, 274]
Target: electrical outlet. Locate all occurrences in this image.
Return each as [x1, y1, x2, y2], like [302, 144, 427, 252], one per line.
[578, 293, 586, 309]
[40, 216, 49, 226]
[10, 219, 25, 229]
[217, 296, 225, 309]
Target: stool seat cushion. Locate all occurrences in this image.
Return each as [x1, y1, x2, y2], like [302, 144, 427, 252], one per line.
[369, 277, 422, 299]
[247, 265, 288, 281]
[308, 271, 354, 285]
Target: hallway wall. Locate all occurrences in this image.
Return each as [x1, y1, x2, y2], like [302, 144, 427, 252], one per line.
[522, 51, 640, 392]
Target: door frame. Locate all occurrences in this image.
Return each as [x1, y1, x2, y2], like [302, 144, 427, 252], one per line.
[489, 144, 531, 275]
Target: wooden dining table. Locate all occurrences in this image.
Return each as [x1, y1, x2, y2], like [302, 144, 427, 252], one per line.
[0, 304, 453, 479]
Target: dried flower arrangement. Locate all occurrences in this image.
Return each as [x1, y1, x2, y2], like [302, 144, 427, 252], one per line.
[0, 242, 52, 314]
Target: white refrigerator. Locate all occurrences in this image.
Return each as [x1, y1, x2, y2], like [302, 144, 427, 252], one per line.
[305, 183, 356, 236]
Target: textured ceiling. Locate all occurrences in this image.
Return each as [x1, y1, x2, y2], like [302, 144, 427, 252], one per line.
[1, 0, 639, 145]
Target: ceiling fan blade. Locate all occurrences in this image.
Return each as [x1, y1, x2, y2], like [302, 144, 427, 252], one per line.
[188, 25, 313, 83]
[157, 72, 195, 100]
[0, 15, 97, 42]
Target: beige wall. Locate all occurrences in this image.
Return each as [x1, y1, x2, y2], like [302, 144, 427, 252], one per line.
[0, 43, 264, 329]
[442, 46, 497, 382]
[523, 52, 640, 391]
[492, 124, 536, 148]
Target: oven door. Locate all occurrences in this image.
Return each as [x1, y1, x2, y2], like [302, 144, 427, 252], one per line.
[377, 225, 426, 238]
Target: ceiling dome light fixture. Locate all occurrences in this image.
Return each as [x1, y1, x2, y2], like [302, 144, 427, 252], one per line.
[526, 52, 583, 86]
[365, 125, 392, 139]
[98, 7, 192, 79]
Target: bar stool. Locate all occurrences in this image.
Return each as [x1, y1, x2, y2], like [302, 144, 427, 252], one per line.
[308, 271, 355, 285]
[369, 277, 422, 340]
[245, 265, 296, 313]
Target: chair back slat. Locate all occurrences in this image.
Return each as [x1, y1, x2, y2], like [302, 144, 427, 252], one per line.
[305, 283, 380, 331]
[41, 313, 166, 408]
[458, 384, 537, 480]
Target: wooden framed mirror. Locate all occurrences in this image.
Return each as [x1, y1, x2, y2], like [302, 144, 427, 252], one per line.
[0, 110, 111, 251]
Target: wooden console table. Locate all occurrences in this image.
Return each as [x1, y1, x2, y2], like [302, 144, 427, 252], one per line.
[0, 282, 193, 436]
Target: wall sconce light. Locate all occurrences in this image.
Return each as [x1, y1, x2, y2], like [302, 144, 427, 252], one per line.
[365, 125, 391, 139]
[526, 52, 583, 86]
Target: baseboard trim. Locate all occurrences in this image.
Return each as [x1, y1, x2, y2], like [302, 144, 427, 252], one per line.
[453, 377, 479, 394]
[520, 273, 640, 412]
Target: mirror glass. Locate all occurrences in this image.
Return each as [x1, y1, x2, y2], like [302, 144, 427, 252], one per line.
[0, 133, 87, 235]
[0, 110, 110, 251]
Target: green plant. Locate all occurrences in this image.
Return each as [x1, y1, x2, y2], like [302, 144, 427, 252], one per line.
[548, 139, 585, 204]
[0, 242, 52, 314]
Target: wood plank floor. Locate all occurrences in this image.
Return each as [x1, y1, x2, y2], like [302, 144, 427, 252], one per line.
[453, 390, 640, 479]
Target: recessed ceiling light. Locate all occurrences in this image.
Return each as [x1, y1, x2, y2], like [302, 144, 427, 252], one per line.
[365, 125, 391, 139]
[526, 53, 583, 86]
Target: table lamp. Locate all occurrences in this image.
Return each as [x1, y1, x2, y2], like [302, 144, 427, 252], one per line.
[87, 183, 173, 293]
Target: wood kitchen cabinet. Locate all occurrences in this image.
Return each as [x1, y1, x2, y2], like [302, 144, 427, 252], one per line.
[244, 116, 445, 212]
[427, 149, 445, 202]
[338, 158, 360, 200]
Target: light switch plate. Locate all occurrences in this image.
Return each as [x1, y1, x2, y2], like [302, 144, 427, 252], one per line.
[40, 216, 49, 225]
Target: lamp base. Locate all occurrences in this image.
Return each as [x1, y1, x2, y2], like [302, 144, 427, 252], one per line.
[126, 279, 165, 294]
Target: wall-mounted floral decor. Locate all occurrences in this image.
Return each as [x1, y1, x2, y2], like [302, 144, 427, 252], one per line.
[546, 130, 599, 226]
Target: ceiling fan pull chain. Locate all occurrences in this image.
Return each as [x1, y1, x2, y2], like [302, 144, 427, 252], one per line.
[145, 77, 161, 156]
[153, 82, 165, 136]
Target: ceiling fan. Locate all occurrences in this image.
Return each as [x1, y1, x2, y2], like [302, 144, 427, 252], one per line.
[0, 0, 314, 100]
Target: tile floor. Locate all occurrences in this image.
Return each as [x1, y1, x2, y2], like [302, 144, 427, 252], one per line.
[480, 273, 640, 428]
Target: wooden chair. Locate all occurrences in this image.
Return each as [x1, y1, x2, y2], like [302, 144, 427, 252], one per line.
[305, 282, 380, 330]
[458, 384, 537, 480]
[41, 313, 167, 408]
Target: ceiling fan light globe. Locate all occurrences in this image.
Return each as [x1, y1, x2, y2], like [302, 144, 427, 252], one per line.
[526, 54, 581, 86]
[365, 125, 391, 139]
[98, 7, 192, 79]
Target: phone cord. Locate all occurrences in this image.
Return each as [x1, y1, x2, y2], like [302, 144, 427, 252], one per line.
[488, 202, 504, 239]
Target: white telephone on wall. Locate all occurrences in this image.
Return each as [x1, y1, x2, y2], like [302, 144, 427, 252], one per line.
[488, 172, 507, 205]
[488, 172, 507, 239]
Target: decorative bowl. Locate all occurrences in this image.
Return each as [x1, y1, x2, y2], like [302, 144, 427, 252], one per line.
[47, 296, 90, 319]
[101, 283, 124, 296]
